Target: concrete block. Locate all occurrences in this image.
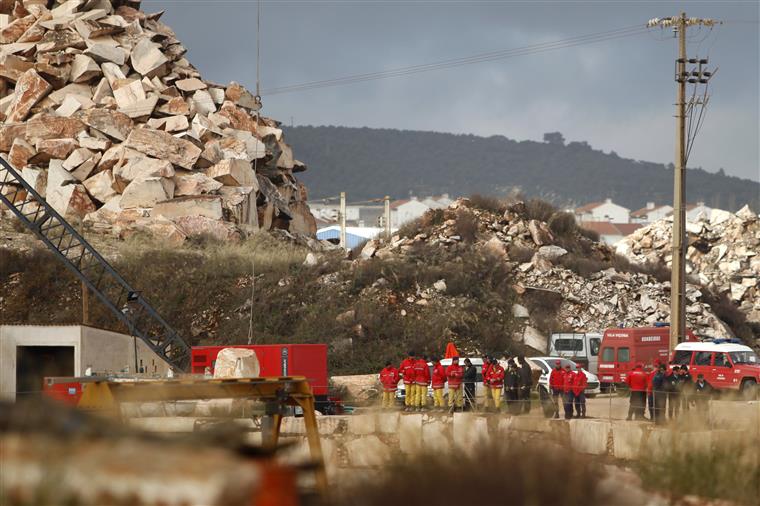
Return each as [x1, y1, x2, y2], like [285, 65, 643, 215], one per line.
[452, 413, 488, 452]
[709, 401, 760, 431]
[280, 416, 306, 435]
[129, 417, 196, 432]
[569, 419, 610, 455]
[375, 412, 400, 434]
[347, 414, 376, 435]
[398, 414, 423, 454]
[611, 421, 645, 460]
[345, 436, 392, 467]
[317, 415, 348, 435]
[422, 417, 450, 452]
[508, 415, 554, 433]
[138, 402, 166, 417]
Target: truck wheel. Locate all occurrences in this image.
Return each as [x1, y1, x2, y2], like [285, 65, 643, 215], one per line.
[740, 379, 758, 401]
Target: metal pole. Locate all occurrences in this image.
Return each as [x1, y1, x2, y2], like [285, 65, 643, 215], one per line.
[670, 12, 687, 354]
[81, 280, 89, 325]
[339, 191, 347, 249]
[384, 195, 391, 240]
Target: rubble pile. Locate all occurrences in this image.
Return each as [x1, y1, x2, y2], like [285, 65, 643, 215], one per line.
[360, 199, 732, 352]
[617, 206, 760, 325]
[0, 0, 315, 243]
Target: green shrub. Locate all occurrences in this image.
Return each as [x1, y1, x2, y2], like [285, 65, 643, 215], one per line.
[454, 208, 478, 242]
[524, 199, 557, 222]
[548, 212, 577, 237]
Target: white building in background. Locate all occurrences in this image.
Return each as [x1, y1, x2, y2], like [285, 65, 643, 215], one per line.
[685, 202, 713, 221]
[421, 194, 453, 209]
[574, 198, 631, 224]
[390, 197, 430, 227]
[631, 202, 673, 224]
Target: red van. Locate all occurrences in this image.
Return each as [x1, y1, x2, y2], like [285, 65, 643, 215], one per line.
[597, 326, 697, 386]
[671, 341, 760, 399]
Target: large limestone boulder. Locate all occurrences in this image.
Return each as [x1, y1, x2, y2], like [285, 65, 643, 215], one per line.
[213, 348, 260, 379]
[206, 159, 257, 186]
[46, 161, 96, 219]
[153, 195, 223, 220]
[120, 177, 174, 209]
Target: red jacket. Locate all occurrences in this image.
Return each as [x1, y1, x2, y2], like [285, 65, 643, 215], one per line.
[572, 370, 588, 396]
[488, 364, 505, 388]
[482, 362, 492, 384]
[549, 368, 565, 390]
[446, 363, 463, 388]
[646, 370, 656, 394]
[414, 358, 430, 385]
[379, 366, 399, 392]
[399, 358, 415, 384]
[626, 368, 648, 392]
[431, 362, 447, 389]
[562, 370, 575, 393]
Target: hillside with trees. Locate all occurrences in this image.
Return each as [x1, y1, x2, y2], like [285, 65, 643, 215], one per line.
[285, 126, 759, 211]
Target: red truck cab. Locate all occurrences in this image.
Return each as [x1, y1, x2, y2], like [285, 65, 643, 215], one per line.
[671, 341, 760, 399]
[597, 326, 697, 386]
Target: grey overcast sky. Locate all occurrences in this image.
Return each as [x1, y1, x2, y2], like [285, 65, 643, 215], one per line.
[145, 0, 759, 182]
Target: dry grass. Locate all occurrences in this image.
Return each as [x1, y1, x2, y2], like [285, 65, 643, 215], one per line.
[335, 441, 603, 506]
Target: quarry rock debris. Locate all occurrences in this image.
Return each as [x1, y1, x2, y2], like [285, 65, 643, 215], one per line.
[0, 0, 315, 243]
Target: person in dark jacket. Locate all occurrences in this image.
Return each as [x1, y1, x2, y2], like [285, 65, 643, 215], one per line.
[505, 361, 521, 415]
[518, 355, 533, 414]
[678, 365, 693, 412]
[462, 358, 477, 411]
[651, 364, 667, 424]
[693, 373, 713, 413]
[665, 365, 681, 420]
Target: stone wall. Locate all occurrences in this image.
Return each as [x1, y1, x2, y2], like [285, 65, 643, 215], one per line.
[130, 400, 759, 478]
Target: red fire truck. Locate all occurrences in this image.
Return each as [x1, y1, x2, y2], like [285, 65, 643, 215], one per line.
[44, 344, 343, 414]
[597, 325, 697, 387]
[191, 344, 342, 414]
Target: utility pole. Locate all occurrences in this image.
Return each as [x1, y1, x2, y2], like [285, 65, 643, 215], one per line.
[384, 195, 391, 240]
[339, 191, 346, 249]
[648, 14, 720, 353]
[81, 281, 89, 325]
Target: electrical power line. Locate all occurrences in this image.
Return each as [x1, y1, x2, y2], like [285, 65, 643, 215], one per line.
[262, 24, 650, 95]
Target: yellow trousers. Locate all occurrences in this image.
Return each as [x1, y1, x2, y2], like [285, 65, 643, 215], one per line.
[415, 384, 428, 407]
[449, 386, 463, 407]
[433, 388, 445, 407]
[404, 384, 414, 406]
[382, 391, 395, 408]
[491, 387, 503, 409]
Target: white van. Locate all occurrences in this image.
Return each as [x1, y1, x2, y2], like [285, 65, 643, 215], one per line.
[549, 333, 602, 375]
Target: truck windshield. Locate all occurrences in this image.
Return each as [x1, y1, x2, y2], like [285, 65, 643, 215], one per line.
[729, 351, 758, 365]
[554, 339, 584, 352]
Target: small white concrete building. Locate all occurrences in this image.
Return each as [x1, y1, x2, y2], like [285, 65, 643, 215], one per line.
[575, 198, 631, 224]
[1, 325, 171, 401]
[390, 197, 430, 227]
[631, 202, 673, 224]
[686, 202, 713, 221]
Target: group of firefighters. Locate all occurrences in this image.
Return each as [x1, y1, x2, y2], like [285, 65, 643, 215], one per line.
[378, 352, 536, 413]
[624, 360, 713, 423]
[548, 361, 589, 419]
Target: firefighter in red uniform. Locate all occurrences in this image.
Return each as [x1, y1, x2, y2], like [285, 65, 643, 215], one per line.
[488, 358, 505, 411]
[399, 351, 416, 411]
[626, 362, 648, 420]
[379, 360, 400, 409]
[572, 365, 588, 418]
[431, 356, 447, 409]
[446, 356, 464, 411]
[562, 364, 575, 419]
[413, 355, 431, 410]
[481, 354, 493, 410]
[548, 360, 565, 419]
